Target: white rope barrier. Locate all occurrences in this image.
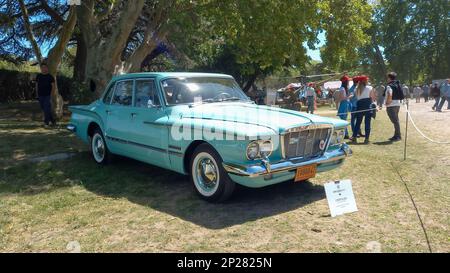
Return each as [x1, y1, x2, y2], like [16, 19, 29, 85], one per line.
[404, 106, 450, 144]
[335, 108, 375, 116]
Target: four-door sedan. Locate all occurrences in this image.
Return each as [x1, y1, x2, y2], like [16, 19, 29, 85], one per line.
[68, 72, 352, 202]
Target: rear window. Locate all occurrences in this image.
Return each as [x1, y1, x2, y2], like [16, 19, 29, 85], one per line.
[112, 80, 133, 106]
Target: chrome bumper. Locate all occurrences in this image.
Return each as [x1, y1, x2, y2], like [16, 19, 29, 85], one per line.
[223, 144, 352, 178]
[66, 124, 76, 132]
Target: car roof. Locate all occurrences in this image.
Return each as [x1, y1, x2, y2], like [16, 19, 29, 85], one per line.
[112, 72, 234, 81]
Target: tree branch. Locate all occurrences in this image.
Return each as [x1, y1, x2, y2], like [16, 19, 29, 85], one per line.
[18, 0, 42, 64]
[39, 0, 64, 25]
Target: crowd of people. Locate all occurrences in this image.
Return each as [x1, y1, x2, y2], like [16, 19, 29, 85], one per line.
[331, 74, 450, 145]
[333, 72, 405, 144]
[389, 81, 450, 112]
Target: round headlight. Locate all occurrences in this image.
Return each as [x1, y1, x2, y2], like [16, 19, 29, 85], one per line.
[246, 142, 260, 160]
[336, 129, 345, 143]
[259, 140, 273, 158]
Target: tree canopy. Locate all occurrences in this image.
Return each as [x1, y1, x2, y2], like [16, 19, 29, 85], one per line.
[1, 0, 448, 99]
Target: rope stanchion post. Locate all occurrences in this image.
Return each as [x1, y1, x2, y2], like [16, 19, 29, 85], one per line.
[404, 100, 409, 161]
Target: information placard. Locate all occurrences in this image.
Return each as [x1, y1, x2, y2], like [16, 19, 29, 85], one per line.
[324, 180, 358, 217]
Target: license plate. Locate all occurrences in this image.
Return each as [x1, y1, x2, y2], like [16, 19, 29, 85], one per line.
[295, 164, 317, 182]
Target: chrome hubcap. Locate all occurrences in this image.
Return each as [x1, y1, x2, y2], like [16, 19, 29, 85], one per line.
[92, 134, 105, 162]
[193, 153, 219, 196]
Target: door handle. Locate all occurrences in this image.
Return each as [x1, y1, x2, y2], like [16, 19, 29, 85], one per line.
[106, 110, 111, 115]
[131, 113, 138, 117]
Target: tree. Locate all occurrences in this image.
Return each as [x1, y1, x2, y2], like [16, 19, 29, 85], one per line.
[373, 0, 449, 84]
[319, 0, 373, 71]
[76, 0, 179, 96]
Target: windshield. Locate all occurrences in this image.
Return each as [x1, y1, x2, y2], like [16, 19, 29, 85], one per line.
[161, 77, 250, 105]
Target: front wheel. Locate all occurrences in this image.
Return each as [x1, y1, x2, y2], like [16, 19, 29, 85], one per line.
[190, 143, 235, 202]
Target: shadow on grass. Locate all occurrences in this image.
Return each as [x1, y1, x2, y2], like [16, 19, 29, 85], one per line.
[0, 152, 325, 229]
[372, 140, 395, 146]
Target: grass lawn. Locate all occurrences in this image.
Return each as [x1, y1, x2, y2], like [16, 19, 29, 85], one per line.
[0, 101, 449, 252]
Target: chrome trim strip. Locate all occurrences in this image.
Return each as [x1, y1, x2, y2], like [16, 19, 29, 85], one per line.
[169, 145, 182, 151]
[223, 144, 352, 178]
[143, 121, 170, 127]
[106, 136, 167, 153]
[168, 150, 183, 157]
[283, 123, 333, 134]
[67, 124, 76, 132]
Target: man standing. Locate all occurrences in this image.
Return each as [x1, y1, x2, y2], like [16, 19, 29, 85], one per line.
[35, 62, 56, 127]
[376, 84, 385, 108]
[305, 83, 316, 114]
[431, 83, 441, 110]
[437, 79, 450, 112]
[402, 84, 410, 100]
[413, 85, 422, 103]
[422, 84, 429, 102]
[384, 72, 404, 142]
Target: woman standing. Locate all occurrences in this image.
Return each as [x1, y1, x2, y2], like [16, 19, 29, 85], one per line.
[351, 76, 376, 144]
[337, 75, 352, 138]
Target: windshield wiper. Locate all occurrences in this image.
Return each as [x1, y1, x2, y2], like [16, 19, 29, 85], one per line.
[216, 97, 243, 102]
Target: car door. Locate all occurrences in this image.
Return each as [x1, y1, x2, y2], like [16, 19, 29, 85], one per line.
[104, 79, 135, 155]
[126, 78, 170, 168]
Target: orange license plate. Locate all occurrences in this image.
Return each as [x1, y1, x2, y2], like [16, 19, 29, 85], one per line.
[295, 164, 317, 182]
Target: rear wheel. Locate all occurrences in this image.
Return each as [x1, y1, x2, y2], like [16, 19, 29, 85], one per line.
[90, 128, 112, 164]
[190, 143, 235, 202]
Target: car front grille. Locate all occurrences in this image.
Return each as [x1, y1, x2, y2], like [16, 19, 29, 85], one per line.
[283, 126, 332, 160]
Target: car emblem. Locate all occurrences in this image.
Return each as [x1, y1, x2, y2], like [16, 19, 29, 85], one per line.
[319, 140, 326, 150]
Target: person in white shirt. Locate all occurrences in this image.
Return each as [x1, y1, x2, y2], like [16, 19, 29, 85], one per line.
[305, 83, 316, 114]
[350, 75, 376, 144]
[384, 72, 404, 141]
[413, 86, 423, 103]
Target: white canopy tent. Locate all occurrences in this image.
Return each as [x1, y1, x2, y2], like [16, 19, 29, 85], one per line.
[324, 81, 354, 90]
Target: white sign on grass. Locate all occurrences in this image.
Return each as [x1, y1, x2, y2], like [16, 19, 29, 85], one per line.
[324, 180, 358, 217]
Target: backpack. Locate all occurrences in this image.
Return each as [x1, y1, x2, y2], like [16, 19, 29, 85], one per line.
[384, 81, 405, 100]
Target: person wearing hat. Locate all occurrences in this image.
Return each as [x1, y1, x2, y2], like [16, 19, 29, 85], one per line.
[337, 75, 351, 138]
[305, 82, 316, 114]
[351, 75, 376, 144]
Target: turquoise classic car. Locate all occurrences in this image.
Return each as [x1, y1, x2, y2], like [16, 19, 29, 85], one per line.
[68, 72, 352, 202]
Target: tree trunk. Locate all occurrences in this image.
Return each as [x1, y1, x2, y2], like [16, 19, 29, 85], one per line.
[77, 0, 146, 97]
[242, 73, 259, 93]
[372, 42, 387, 79]
[46, 7, 77, 119]
[74, 34, 87, 82]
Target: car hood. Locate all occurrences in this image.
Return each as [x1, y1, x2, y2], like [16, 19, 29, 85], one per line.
[176, 102, 347, 134]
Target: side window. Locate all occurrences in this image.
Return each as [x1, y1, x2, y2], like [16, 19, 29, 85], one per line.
[112, 80, 133, 107]
[134, 79, 160, 108]
[103, 83, 115, 104]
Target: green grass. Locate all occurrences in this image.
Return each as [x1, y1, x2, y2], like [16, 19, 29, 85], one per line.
[0, 101, 449, 252]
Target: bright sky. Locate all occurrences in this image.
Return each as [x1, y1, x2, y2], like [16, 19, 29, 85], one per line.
[305, 32, 326, 62]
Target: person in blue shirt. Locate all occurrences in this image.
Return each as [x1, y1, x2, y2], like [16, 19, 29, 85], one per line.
[437, 79, 450, 112]
[348, 76, 360, 141]
[337, 75, 352, 139]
